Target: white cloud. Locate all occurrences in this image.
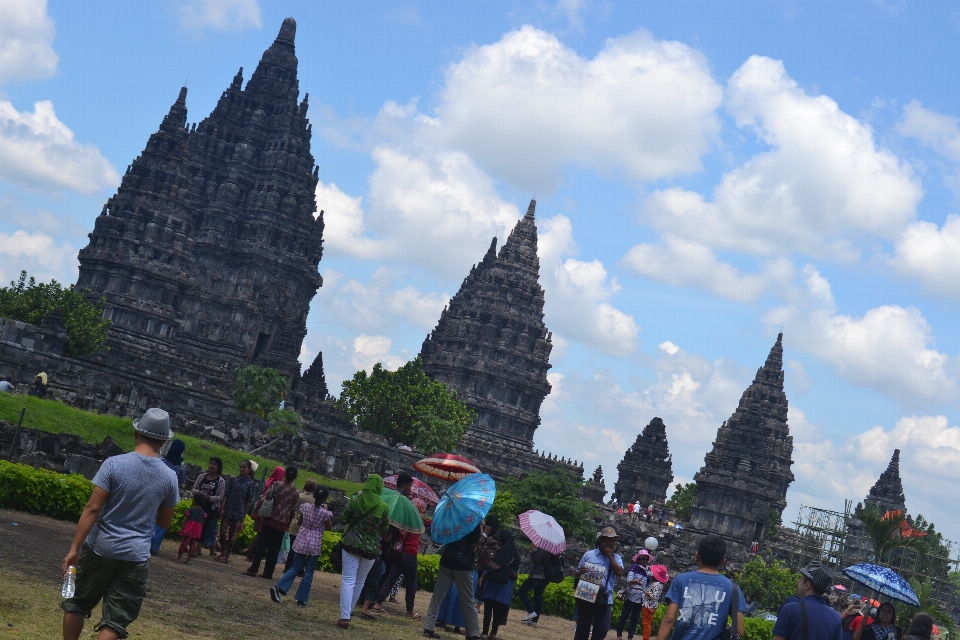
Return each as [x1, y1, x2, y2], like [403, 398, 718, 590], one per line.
[765, 265, 955, 405]
[647, 56, 922, 259]
[315, 181, 390, 259]
[787, 411, 960, 541]
[0, 100, 119, 194]
[659, 341, 679, 355]
[896, 100, 960, 162]
[435, 25, 722, 190]
[364, 145, 521, 276]
[892, 216, 960, 297]
[318, 268, 449, 334]
[0, 0, 58, 85]
[539, 215, 640, 355]
[0, 229, 77, 284]
[351, 334, 405, 373]
[623, 235, 793, 302]
[176, 0, 262, 34]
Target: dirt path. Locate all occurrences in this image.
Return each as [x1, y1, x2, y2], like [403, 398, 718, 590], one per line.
[0, 509, 576, 639]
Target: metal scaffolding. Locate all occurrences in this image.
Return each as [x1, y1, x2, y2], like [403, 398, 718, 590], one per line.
[787, 502, 960, 606]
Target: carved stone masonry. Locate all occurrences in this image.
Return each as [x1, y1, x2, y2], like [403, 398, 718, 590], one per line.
[615, 416, 673, 508]
[419, 200, 575, 479]
[689, 334, 795, 542]
[864, 449, 907, 514]
[73, 18, 325, 418]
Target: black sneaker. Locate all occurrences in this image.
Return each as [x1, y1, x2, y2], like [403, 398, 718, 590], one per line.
[270, 586, 282, 603]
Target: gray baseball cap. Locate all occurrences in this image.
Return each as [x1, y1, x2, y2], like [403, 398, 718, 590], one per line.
[133, 408, 174, 440]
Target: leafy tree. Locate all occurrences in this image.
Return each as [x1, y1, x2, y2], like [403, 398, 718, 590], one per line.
[335, 357, 474, 453]
[503, 466, 600, 544]
[767, 509, 782, 538]
[231, 365, 287, 449]
[855, 505, 925, 564]
[736, 557, 798, 612]
[248, 408, 304, 455]
[488, 490, 519, 526]
[666, 482, 697, 521]
[0, 271, 111, 356]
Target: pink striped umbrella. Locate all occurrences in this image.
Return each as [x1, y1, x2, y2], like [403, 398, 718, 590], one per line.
[518, 509, 567, 554]
[383, 475, 441, 506]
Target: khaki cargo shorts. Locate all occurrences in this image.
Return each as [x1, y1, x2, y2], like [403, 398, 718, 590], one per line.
[60, 542, 149, 639]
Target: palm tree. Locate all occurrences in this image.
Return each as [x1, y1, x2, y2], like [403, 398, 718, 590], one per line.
[902, 577, 958, 637]
[854, 505, 925, 564]
[231, 365, 287, 449]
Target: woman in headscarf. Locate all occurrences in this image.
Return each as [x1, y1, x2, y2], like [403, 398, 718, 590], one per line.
[150, 439, 187, 554]
[477, 516, 520, 640]
[904, 613, 934, 640]
[244, 465, 285, 560]
[336, 474, 391, 629]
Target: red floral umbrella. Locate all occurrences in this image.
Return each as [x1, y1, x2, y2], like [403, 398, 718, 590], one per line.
[383, 475, 441, 505]
[413, 453, 479, 481]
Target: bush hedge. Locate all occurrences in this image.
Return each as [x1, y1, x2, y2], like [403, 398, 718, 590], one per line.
[0, 461, 92, 521]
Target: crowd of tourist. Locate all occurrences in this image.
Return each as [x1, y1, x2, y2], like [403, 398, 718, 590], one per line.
[54, 405, 945, 640]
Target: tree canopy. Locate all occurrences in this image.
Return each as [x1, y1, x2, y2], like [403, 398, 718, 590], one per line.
[231, 364, 288, 449]
[0, 271, 111, 356]
[666, 481, 697, 521]
[335, 357, 474, 453]
[503, 466, 600, 544]
[736, 557, 798, 612]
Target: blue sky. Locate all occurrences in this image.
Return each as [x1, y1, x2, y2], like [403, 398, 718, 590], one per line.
[3, 0, 960, 541]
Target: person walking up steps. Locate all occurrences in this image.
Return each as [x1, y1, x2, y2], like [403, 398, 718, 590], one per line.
[60, 407, 179, 640]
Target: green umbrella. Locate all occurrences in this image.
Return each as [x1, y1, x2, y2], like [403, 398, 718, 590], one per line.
[380, 488, 425, 534]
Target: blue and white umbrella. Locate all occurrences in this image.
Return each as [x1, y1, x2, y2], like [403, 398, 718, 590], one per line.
[431, 473, 496, 544]
[841, 563, 920, 607]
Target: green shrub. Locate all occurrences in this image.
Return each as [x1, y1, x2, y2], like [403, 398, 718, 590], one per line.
[744, 617, 775, 640]
[0, 461, 91, 521]
[318, 531, 343, 573]
[418, 554, 440, 591]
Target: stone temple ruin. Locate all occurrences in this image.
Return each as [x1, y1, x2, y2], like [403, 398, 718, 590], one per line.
[0, 18, 580, 483]
[688, 333, 795, 543]
[614, 416, 673, 508]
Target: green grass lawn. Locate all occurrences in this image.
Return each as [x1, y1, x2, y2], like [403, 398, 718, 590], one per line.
[0, 393, 361, 493]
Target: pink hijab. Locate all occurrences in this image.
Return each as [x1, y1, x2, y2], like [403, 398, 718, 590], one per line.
[263, 466, 285, 490]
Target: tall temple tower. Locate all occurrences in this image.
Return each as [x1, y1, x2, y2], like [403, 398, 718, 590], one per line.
[862, 449, 906, 514]
[688, 334, 794, 542]
[615, 417, 673, 508]
[76, 19, 324, 399]
[419, 200, 554, 477]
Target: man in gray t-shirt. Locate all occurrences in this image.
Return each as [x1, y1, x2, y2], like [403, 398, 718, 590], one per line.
[61, 408, 179, 640]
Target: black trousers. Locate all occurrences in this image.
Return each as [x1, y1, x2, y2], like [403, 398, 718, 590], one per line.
[575, 600, 612, 640]
[248, 526, 284, 579]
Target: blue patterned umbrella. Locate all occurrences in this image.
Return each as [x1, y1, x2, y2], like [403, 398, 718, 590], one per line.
[430, 473, 496, 544]
[841, 563, 920, 606]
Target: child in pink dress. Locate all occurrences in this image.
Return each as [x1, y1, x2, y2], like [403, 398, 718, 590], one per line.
[178, 495, 207, 564]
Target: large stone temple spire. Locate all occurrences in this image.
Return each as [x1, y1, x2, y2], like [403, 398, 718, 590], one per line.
[615, 417, 673, 508]
[419, 199, 555, 477]
[73, 18, 324, 421]
[688, 334, 795, 542]
[863, 449, 906, 514]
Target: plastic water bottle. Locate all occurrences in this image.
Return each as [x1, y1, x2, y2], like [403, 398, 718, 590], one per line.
[62, 566, 77, 599]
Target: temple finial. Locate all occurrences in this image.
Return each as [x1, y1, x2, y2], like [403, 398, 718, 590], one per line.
[277, 17, 296, 43]
[525, 199, 536, 220]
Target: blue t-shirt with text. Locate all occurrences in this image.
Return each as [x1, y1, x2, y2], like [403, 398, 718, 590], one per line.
[665, 570, 747, 640]
[86, 452, 180, 562]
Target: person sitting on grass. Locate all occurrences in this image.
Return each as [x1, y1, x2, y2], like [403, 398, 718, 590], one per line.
[60, 407, 180, 640]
